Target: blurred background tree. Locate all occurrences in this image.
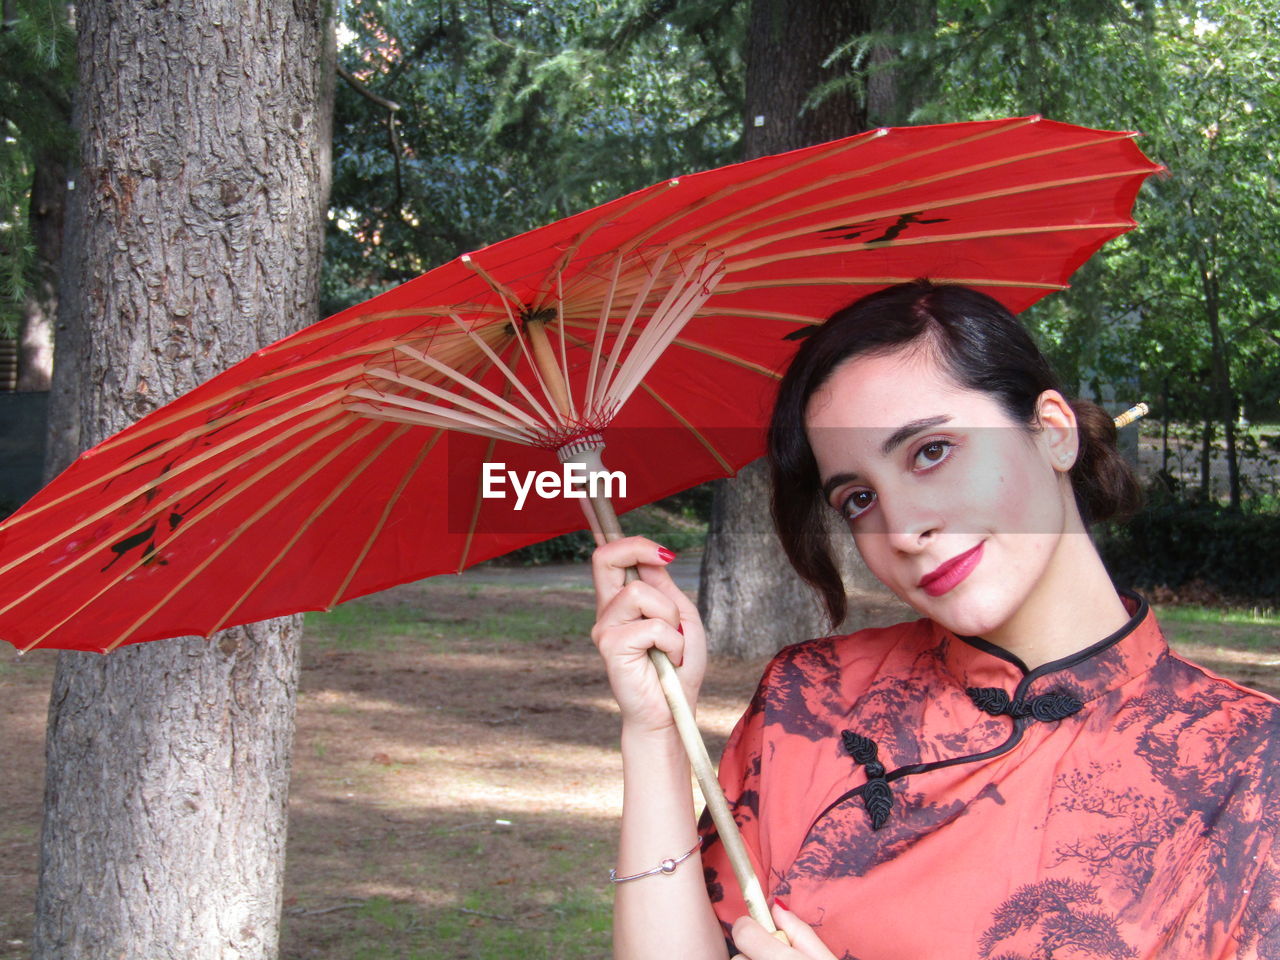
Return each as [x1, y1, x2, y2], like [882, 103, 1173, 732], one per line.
[0, 0, 74, 390]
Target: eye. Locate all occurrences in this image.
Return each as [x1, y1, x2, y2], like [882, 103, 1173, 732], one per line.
[839, 488, 876, 521]
[914, 439, 955, 469]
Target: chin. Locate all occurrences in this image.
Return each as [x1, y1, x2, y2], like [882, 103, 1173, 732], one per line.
[913, 586, 1018, 640]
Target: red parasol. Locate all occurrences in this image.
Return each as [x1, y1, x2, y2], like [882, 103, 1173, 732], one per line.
[0, 115, 1161, 932]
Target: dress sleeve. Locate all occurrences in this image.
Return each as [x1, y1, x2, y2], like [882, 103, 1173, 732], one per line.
[1233, 826, 1280, 959]
[697, 669, 772, 946]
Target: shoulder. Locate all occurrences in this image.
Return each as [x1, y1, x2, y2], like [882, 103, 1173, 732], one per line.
[742, 618, 936, 742]
[1157, 648, 1280, 741]
[761, 616, 937, 688]
[1127, 647, 1280, 804]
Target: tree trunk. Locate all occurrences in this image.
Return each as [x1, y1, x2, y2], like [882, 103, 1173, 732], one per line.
[1200, 266, 1240, 507]
[1200, 414, 1213, 501]
[700, 0, 933, 657]
[17, 151, 66, 392]
[33, 3, 334, 959]
[41, 162, 82, 479]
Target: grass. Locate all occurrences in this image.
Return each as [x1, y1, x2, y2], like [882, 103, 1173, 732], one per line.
[289, 875, 612, 960]
[1155, 604, 1279, 650]
[305, 587, 598, 651]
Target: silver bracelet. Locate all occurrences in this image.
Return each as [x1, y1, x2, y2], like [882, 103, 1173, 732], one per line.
[609, 838, 701, 884]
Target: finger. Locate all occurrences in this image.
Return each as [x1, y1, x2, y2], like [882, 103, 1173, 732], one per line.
[594, 617, 687, 669]
[770, 903, 836, 960]
[591, 537, 675, 612]
[730, 916, 793, 959]
[594, 578, 683, 635]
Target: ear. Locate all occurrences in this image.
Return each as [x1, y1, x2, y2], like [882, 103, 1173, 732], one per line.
[1034, 390, 1079, 472]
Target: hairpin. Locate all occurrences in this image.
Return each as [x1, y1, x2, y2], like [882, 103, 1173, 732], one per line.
[1113, 402, 1149, 429]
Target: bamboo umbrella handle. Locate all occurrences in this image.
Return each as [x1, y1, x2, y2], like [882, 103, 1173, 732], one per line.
[524, 319, 783, 941]
[584, 478, 784, 942]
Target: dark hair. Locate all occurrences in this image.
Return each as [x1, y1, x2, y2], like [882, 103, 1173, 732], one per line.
[767, 280, 1142, 627]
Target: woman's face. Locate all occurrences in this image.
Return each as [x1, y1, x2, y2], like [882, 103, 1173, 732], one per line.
[804, 343, 1080, 639]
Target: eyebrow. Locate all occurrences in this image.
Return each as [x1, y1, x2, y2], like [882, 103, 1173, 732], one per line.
[880, 415, 951, 457]
[818, 415, 953, 504]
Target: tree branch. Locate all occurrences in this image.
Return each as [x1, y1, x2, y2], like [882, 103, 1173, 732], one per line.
[336, 62, 402, 112]
[335, 62, 406, 220]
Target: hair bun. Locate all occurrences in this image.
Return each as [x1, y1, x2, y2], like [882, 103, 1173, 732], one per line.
[1069, 399, 1143, 525]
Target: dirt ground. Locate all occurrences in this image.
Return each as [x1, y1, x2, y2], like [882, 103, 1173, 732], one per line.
[0, 574, 775, 959]
[1, 572, 1277, 959]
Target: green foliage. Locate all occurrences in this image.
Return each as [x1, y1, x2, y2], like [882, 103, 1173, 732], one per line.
[1099, 497, 1280, 603]
[324, 0, 744, 314]
[0, 0, 75, 338]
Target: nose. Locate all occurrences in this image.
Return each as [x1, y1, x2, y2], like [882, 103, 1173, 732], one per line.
[879, 489, 944, 554]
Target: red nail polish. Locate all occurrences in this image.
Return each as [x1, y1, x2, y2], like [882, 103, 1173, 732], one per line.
[676, 623, 684, 635]
[773, 897, 789, 912]
[656, 546, 676, 563]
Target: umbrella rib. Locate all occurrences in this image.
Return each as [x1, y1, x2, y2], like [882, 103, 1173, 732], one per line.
[619, 118, 1038, 255]
[361, 367, 535, 436]
[695, 308, 824, 325]
[635, 381, 734, 474]
[715, 167, 1156, 263]
[605, 255, 727, 407]
[18, 414, 359, 651]
[86, 350, 378, 459]
[206, 421, 413, 636]
[386, 339, 548, 431]
[345, 394, 532, 444]
[101, 418, 387, 651]
[602, 126, 906, 258]
[7, 367, 366, 530]
[593, 249, 673, 412]
[0, 402, 348, 584]
[714, 142, 1149, 252]
[715, 275, 1069, 295]
[660, 337, 786, 379]
[244, 305, 467, 357]
[441, 312, 558, 427]
[554, 272, 578, 421]
[456, 434, 501, 573]
[725, 221, 1138, 273]
[561, 319, 789, 379]
[663, 126, 1146, 255]
[328, 426, 446, 608]
[584, 250, 630, 416]
[462, 256, 567, 426]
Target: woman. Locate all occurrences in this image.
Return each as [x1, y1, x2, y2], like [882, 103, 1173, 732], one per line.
[591, 281, 1280, 959]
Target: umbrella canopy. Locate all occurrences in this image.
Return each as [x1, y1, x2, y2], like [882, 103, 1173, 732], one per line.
[0, 115, 1161, 656]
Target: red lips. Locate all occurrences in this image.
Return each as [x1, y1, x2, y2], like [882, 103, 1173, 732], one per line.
[919, 542, 984, 597]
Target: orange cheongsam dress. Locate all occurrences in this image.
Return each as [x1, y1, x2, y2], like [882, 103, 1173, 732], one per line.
[698, 591, 1280, 958]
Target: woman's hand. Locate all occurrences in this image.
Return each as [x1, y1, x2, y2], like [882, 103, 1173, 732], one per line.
[590, 536, 707, 735]
[730, 904, 837, 960]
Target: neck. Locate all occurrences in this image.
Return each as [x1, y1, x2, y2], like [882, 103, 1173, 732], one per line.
[981, 531, 1131, 671]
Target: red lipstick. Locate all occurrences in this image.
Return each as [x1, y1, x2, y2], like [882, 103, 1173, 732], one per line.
[919, 542, 984, 597]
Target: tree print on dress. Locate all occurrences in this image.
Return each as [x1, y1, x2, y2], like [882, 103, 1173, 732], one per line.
[978, 879, 1137, 959]
[1113, 662, 1280, 945]
[1048, 763, 1180, 901]
[762, 639, 849, 742]
[699, 751, 762, 907]
[1238, 842, 1280, 959]
[789, 782, 1005, 880]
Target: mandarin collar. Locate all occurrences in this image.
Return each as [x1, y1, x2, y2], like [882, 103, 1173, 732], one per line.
[934, 590, 1166, 705]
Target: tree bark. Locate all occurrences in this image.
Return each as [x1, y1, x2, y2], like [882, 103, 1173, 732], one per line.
[33, 3, 334, 959]
[700, 0, 933, 657]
